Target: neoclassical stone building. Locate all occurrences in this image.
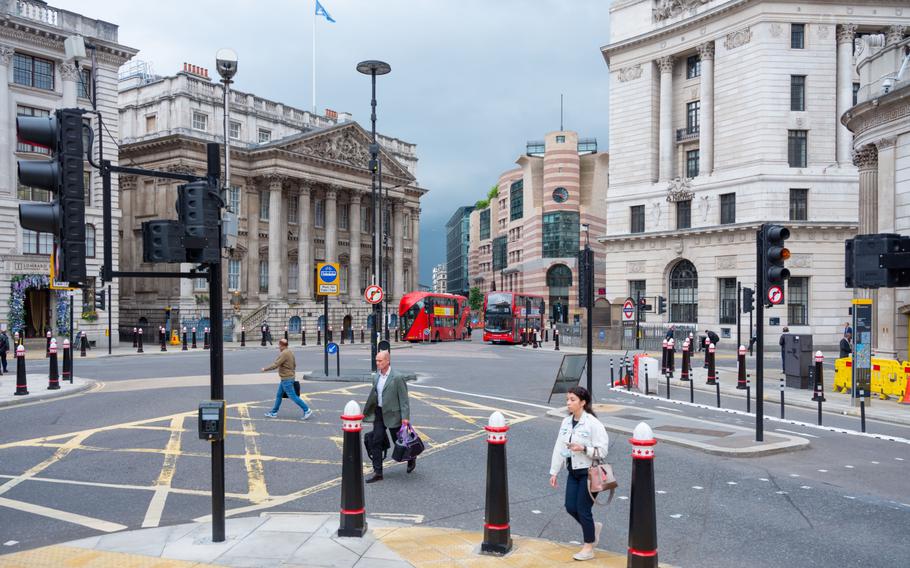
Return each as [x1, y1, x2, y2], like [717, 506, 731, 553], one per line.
[601, 0, 907, 349]
[117, 64, 425, 338]
[843, 30, 910, 359]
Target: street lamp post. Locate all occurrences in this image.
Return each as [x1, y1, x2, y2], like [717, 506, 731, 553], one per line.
[216, 49, 239, 251]
[356, 60, 391, 371]
[581, 224, 593, 395]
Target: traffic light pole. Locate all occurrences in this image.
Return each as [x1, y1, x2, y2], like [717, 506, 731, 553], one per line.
[755, 228, 764, 442]
[108, 285, 112, 355]
[635, 291, 641, 351]
[736, 282, 741, 350]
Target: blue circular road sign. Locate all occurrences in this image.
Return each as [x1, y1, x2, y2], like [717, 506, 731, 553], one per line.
[326, 342, 338, 354]
[319, 265, 338, 283]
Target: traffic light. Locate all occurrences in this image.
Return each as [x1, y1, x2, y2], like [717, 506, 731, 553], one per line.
[761, 224, 791, 306]
[657, 296, 667, 314]
[17, 108, 87, 285]
[844, 234, 910, 288]
[142, 180, 221, 264]
[577, 248, 593, 308]
[742, 287, 754, 313]
[94, 289, 106, 311]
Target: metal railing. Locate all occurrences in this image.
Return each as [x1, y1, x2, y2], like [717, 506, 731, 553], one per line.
[676, 126, 699, 142]
[621, 323, 698, 352]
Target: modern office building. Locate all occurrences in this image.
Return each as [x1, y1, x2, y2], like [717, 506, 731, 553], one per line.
[445, 205, 473, 297]
[600, 0, 907, 348]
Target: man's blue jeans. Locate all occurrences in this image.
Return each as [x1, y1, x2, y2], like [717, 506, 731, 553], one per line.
[270, 379, 310, 414]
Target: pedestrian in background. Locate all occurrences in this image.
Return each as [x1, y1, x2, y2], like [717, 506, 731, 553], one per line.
[703, 328, 720, 368]
[779, 327, 789, 371]
[665, 325, 675, 341]
[549, 386, 609, 562]
[262, 339, 312, 419]
[840, 331, 853, 359]
[0, 328, 9, 374]
[363, 350, 415, 483]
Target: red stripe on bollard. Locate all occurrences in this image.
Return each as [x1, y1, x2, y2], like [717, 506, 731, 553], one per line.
[481, 411, 512, 555]
[629, 548, 658, 557]
[484, 523, 510, 530]
[341, 508, 365, 515]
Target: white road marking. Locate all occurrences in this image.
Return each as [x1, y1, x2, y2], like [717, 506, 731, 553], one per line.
[871, 461, 880, 464]
[0, 496, 126, 532]
[692, 486, 704, 490]
[3, 541, 18, 546]
[844, 496, 856, 500]
[655, 406, 683, 413]
[670, 514, 682, 519]
[617, 496, 629, 500]
[800, 486, 812, 489]
[759, 478, 770, 482]
[532, 510, 541, 514]
[789, 474, 800, 478]
[410, 384, 552, 410]
[776, 428, 818, 438]
[727, 482, 738, 485]
[776, 491, 788, 495]
[818, 469, 828, 473]
[141, 415, 184, 528]
[845, 465, 855, 469]
[897, 457, 905, 461]
[656, 490, 667, 494]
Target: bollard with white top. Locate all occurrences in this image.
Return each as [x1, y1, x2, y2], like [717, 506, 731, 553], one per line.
[191, 327, 198, 349]
[812, 350, 825, 425]
[627, 422, 658, 568]
[338, 400, 367, 537]
[47, 338, 60, 390]
[62, 338, 72, 382]
[132, 327, 138, 348]
[736, 345, 748, 389]
[667, 338, 675, 379]
[481, 411, 512, 555]
[705, 341, 717, 385]
[182, 326, 188, 351]
[14, 344, 28, 395]
[137, 328, 144, 353]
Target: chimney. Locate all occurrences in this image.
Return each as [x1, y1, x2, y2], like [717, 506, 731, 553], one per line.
[325, 108, 338, 120]
[181, 62, 211, 80]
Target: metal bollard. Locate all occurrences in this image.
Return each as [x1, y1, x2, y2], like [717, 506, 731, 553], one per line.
[204, 327, 210, 350]
[779, 377, 786, 419]
[554, 329, 560, 351]
[661, 338, 668, 376]
[610, 358, 615, 388]
[182, 327, 188, 351]
[481, 411, 512, 555]
[302, 328, 307, 346]
[736, 345, 747, 389]
[159, 327, 166, 352]
[360, 326, 365, 344]
[14, 344, 28, 395]
[62, 338, 72, 383]
[338, 401, 368, 537]
[859, 388, 867, 433]
[705, 342, 716, 385]
[47, 339, 60, 390]
[192, 327, 198, 349]
[680, 339, 690, 382]
[81, 331, 89, 357]
[812, 351, 825, 426]
[644, 367, 650, 395]
[261, 326, 267, 347]
[627, 422, 658, 568]
[241, 326, 246, 347]
[715, 371, 721, 408]
[137, 328, 144, 353]
[317, 329, 322, 345]
[46, 329, 51, 358]
[132, 327, 138, 348]
[667, 338, 675, 379]
[284, 327, 289, 342]
[746, 376, 751, 413]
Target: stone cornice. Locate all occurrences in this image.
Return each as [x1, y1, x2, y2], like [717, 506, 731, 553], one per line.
[0, 20, 137, 65]
[597, 220, 857, 244]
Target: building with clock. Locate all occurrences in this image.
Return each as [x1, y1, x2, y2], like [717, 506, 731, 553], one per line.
[465, 130, 608, 325]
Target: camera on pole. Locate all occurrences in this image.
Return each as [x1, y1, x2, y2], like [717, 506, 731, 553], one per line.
[761, 224, 791, 307]
[17, 108, 88, 286]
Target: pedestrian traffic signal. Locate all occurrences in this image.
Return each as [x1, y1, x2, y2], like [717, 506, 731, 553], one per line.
[17, 108, 87, 285]
[657, 296, 667, 314]
[742, 287, 754, 313]
[141, 180, 222, 264]
[761, 224, 791, 306]
[94, 290, 106, 311]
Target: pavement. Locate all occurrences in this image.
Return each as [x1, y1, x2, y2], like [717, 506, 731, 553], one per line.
[0, 375, 95, 408]
[0, 512, 663, 567]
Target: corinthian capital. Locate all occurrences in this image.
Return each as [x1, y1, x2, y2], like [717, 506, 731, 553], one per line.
[656, 55, 674, 74]
[852, 144, 878, 170]
[60, 62, 80, 82]
[697, 42, 715, 61]
[886, 25, 906, 46]
[837, 23, 857, 44]
[0, 45, 14, 66]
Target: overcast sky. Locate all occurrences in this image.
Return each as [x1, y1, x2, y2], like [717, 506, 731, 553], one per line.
[59, 0, 613, 287]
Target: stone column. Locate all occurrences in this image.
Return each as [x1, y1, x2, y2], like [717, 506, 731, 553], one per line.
[854, 145, 878, 309]
[836, 24, 857, 165]
[697, 42, 714, 175]
[657, 56, 675, 181]
[247, 189, 260, 296]
[875, 138, 898, 358]
[325, 188, 338, 263]
[60, 62, 79, 108]
[411, 209, 420, 290]
[350, 193, 362, 297]
[297, 185, 312, 300]
[393, 201, 404, 299]
[267, 177, 284, 300]
[0, 45, 13, 197]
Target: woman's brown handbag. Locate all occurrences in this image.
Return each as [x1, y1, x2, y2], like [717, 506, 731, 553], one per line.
[588, 448, 618, 504]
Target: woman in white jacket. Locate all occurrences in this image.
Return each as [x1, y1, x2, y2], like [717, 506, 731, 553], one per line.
[549, 386, 609, 561]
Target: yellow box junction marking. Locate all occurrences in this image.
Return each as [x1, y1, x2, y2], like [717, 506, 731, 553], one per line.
[142, 415, 184, 528]
[237, 404, 269, 503]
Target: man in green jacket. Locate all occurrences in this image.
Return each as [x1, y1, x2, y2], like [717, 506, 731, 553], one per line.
[363, 350, 413, 483]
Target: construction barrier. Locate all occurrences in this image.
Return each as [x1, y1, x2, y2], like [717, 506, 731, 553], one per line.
[833, 356, 909, 401]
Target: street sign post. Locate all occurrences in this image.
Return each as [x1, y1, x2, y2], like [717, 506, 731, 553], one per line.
[622, 298, 635, 323]
[317, 262, 340, 296]
[326, 341, 339, 377]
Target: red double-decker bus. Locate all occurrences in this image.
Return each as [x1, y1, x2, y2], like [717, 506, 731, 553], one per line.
[398, 292, 470, 342]
[483, 291, 546, 344]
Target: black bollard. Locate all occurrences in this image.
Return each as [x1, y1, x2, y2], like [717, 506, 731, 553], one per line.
[340, 326, 345, 345]
[47, 339, 60, 390]
[746, 376, 751, 413]
[715, 372, 721, 408]
[62, 338, 72, 383]
[626, 359, 633, 392]
[644, 367, 650, 395]
[360, 327, 364, 344]
[14, 344, 28, 395]
[481, 411, 512, 555]
[46, 330, 51, 358]
[261, 326, 267, 347]
[302, 328, 307, 346]
[736, 345, 748, 389]
[627, 422, 658, 568]
[284, 327, 289, 342]
[182, 327, 188, 351]
[667, 338, 675, 379]
[204, 327, 210, 350]
[241, 326, 246, 347]
[779, 376, 786, 420]
[610, 358, 615, 388]
[812, 351, 825, 425]
[545, 328, 549, 343]
[132, 327, 138, 348]
[705, 342, 716, 385]
[159, 328, 166, 352]
[191, 327, 197, 349]
[317, 329, 322, 345]
[338, 400, 368, 537]
[81, 331, 88, 357]
[665, 369, 671, 400]
[328, 326, 333, 343]
[137, 328, 144, 353]
[860, 388, 867, 433]
[395, 328, 399, 342]
[661, 339, 668, 376]
[680, 339, 690, 382]
[554, 329, 560, 351]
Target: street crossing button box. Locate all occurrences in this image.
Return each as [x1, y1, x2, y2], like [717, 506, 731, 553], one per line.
[198, 400, 226, 441]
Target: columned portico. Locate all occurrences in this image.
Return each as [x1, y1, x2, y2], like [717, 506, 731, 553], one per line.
[393, 201, 404, 299]
[297, 185, 312, 299]
[657, 55, 674, 181]
[836, 24, 857, 165]
[350, 194, 362, 297]
[697, 42, 714, 175]
[325, 189, 338, 263]
[0, 45, 13, 196]
[267, 177, 284, 300]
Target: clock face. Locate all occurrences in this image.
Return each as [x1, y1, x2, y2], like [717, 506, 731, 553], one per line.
[552, 187, 569, 203]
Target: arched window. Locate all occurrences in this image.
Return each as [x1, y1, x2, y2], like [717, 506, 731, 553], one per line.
[546, 264, 572, 289]
[669, 260, 698, 323]
[288, 316, 301, 333]
[85, 224, 96, 258]
[317, 315, 325, 331]
[547, 264, 572, 323]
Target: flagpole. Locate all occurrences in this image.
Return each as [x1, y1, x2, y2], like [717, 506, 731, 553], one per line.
[312, 0, 317, 115]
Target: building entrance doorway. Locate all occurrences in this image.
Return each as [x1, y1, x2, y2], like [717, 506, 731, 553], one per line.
[24, 288, 50, 338]
[547, 264, 572, 324]
[342, 315, 352, 340]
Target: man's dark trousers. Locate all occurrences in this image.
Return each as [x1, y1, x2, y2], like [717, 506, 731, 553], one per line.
[370, 409, 415, 473]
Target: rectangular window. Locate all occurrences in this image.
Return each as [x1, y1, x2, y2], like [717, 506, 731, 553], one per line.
[259, 191, 269, 220]
[22, 229, 52, 255]
[720, 193, 736, 225]
[853, 82, 860, 106]
[718, 278, 737, 324]
[78, 68, 92, 100]
[194, 277, 207, 291]
[789, 188, 808, 221]
[791, 75, 806, 111]
[145, 114, 157, 133]
[259, 260, 269, 293]
[361, 204, 371, 232]
[229, 185, 241, 215]
[84, 171, 91, 207]
[510, 179, 523, 221]
[339, 203, 350, 230]
[258, 128, 271, 143]
[686, 100, 700, 133]
[228, 259, 241, 291]
[686, 54, 701, 79]
[788, 130, 807, 168]
[404, 214, 410, 239]
[630, 205, 645, 234]
[315, 199, 325, 228]
[479, 209, 491, 240]
[16, 106, 51, 154]
[229, 120, 241, 140]
[13, 53, 54, 90]
[677, 200, 691, 230]
[788, 277, 808, 325]
[542, 211, 580, 257]
[287, 195, 298, 225]
[492, 236, 507, 270]
[288, 261, 299, 292]
[686, 149, 700, 178]
[18, 183, 51, 203]
[629, 280, 646, 301]
[341, 264, 349, 294]
[192, 111, 208, 131]
[791, 23, 805, 49]
[556, 135, 566, 143]
[85, 224, 95, 258]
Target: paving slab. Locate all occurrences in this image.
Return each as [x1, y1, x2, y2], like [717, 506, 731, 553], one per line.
[0, 376, 95, 408]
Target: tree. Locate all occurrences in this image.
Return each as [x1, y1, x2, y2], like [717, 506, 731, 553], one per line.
[468, 287, 483, 311]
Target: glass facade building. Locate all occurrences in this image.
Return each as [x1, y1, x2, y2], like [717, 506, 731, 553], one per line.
[446, 206, 474, 297]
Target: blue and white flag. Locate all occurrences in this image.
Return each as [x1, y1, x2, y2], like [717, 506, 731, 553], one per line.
[315, 0, 335, 23]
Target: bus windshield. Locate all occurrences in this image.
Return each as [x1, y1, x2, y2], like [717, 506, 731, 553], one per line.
[485, 313, 513, 333]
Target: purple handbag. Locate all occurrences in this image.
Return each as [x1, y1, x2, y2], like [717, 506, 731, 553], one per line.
[392, 423, 425, 462]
